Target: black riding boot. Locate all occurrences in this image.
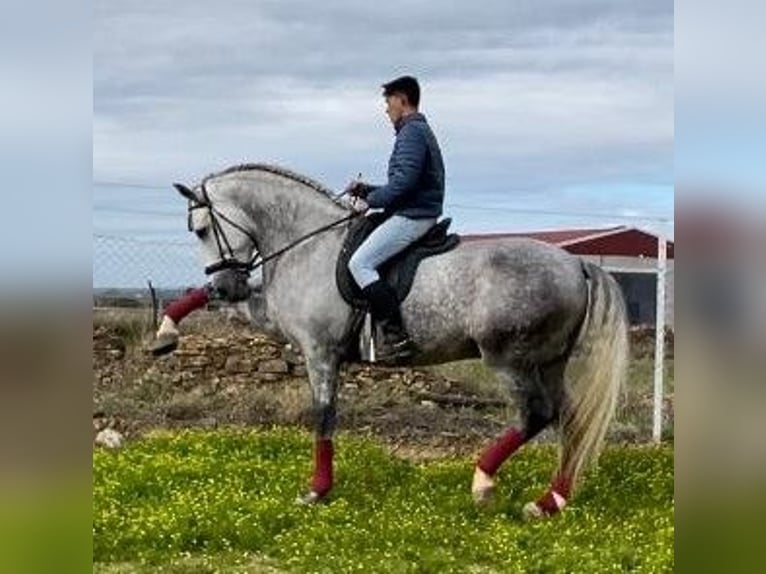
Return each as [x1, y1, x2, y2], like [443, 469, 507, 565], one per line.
[362, 280, 414, 364]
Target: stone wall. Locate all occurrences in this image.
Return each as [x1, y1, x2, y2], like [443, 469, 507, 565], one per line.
[93, 325, 459, 404]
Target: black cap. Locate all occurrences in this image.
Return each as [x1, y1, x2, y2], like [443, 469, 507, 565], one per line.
[381, 75, 420, 107]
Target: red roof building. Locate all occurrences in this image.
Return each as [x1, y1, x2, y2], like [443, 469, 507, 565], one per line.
[462, 225, 674, 260]
[463, 226, 674, 326]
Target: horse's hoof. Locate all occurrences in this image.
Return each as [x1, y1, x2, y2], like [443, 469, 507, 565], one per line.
[472, 485, 496, 507]
[147, 334, 179, 356]
[523, 490, 567, 520]
[295, 491, 327, 506]
[522, 501, 545, 520]
[471, 467, 496, 507]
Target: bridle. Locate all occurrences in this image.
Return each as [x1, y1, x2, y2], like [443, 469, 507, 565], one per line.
[184, 182, 359, 276]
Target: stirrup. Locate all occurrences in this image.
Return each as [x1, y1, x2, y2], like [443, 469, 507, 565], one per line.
[375, 336, 415, 364]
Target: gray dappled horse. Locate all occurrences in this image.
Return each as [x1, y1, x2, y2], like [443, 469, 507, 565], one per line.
[175, 163, 628, 518]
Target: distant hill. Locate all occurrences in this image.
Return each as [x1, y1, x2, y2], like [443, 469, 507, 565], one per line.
[93, 287, 197, 308]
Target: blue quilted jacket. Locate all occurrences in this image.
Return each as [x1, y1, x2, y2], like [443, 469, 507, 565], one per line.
[365, 113, 445, 219]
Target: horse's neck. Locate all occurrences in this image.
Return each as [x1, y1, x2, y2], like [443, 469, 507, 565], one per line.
[234, 175, 348, 336]
[236, 175, 348, 256]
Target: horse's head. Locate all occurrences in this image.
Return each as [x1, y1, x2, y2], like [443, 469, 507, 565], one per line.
[174, 181, 256, 303]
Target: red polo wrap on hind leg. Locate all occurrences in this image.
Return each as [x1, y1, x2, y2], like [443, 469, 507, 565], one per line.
[477, 427, 526, 476]
[164, 288, 210, 323]
[537, 474, 572, 515]
[311, 439, 334, 496]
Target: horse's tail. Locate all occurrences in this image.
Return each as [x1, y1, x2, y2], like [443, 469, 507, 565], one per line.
[560, 261, 629, 491]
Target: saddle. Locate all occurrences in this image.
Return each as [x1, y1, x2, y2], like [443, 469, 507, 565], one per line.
[336, 212, 460, 309]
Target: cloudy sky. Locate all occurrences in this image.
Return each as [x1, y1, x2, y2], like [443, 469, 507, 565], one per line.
[94, 1, 673, 284]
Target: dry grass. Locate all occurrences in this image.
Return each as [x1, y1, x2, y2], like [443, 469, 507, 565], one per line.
[428, 356, 674, 442]
[93, 310, 674, 445]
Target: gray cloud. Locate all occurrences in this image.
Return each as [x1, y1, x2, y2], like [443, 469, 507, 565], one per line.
[96, 1, 671, 98]
[95, 0, 672, 232]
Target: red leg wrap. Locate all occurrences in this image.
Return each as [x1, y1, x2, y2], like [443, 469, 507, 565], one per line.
[311, 439, 334, 496]
[477, 428, 525, 476]
[537, 474, 572, 515]
[164, 288, 210, 323]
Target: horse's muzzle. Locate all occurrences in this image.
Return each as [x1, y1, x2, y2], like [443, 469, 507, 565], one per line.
[211, 269, 252, 303]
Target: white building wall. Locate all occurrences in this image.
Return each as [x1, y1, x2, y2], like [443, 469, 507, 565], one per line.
[579, 255, 674, 327]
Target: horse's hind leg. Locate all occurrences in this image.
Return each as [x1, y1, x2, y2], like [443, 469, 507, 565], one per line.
[521, 360, 575, 519]
[472, 363, 561, 505]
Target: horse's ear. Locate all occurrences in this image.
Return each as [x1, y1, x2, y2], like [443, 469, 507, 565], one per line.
[173, 183, 199, 202]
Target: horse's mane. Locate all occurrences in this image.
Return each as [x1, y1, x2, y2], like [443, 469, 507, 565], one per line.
[203, 163, 342, 205]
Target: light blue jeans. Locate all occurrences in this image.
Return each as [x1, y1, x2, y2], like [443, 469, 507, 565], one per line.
[349, 214, 437, 289]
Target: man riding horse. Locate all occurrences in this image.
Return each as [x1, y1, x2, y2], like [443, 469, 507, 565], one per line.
[168, 74, 628, 515]
[346, 75, 445, 363]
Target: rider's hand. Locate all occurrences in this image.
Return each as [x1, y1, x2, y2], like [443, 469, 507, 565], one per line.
[345, 180, 372, 199]
[350, 198, 369, 213]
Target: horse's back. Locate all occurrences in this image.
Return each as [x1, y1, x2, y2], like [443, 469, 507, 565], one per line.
[405, 237, 588, 363]
[415, 237, 585, 294]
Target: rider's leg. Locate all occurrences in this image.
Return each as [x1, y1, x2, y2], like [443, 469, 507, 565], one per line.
[348, 215, 435, 361]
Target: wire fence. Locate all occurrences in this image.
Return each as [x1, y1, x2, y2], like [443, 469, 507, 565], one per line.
[92, 180, 674, 441]
[93, 234, 205, 294]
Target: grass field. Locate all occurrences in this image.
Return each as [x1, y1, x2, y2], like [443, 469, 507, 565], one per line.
[93, 429, 674, 573]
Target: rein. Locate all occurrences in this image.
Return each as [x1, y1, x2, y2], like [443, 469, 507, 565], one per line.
[246, 213, 358, 273]
[193, 182, 359, 276]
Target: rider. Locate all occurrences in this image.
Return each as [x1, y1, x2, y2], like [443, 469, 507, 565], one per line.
[346, 75, 446, 363]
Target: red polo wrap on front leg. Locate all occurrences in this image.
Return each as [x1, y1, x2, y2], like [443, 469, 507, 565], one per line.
[164, 288, 210, 323]
[311, 438, 334, 496]
[477, 427, 525, 476]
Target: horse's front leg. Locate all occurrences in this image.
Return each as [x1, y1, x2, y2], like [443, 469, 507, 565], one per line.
[296, 349, 339, 505]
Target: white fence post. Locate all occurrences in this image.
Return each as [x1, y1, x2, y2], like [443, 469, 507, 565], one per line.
[652, 235, 667, 442]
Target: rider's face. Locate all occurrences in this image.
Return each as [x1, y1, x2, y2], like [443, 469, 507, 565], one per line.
[385, 94, 405, 126]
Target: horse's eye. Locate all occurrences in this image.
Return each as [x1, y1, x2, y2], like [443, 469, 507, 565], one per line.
[194, 227, 209, 239]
